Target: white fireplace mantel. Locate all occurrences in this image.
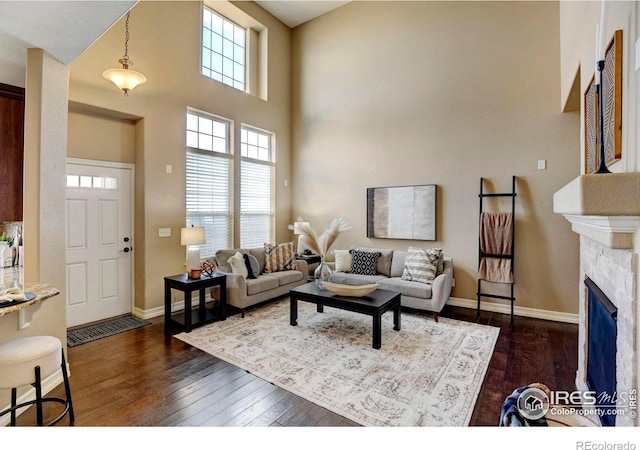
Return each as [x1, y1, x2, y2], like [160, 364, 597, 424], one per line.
[553, 173, 640, 249]
[561, 214, 640, 249]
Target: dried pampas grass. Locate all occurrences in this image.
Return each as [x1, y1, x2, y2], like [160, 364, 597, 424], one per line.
[295, 217, 352, 257]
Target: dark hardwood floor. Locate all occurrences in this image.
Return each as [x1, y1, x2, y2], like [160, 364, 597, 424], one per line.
[15, 303, 578, 427]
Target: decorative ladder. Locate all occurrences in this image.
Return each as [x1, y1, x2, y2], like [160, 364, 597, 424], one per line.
[476, 176, 517, 330]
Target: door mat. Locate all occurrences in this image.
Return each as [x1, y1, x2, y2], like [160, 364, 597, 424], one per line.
[67, 315, 151, 347]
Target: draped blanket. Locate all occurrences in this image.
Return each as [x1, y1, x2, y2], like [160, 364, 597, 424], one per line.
[478, 212, 514, 284]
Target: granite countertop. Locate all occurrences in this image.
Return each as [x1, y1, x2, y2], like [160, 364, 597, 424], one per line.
[0, 267, 60, 317]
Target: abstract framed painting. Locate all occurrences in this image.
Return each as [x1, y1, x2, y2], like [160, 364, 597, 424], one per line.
[602, 29, 622, 165]
[366, 184, 436, 240]
[584, 74, 598, 174]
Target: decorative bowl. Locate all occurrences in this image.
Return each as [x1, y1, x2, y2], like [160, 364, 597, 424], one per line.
[322, 281, 379, 297]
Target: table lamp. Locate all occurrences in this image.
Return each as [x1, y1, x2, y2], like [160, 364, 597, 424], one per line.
[293, 221, 310, 255]
[181, 226, 206, 279]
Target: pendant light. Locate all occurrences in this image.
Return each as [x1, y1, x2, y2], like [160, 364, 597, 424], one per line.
[103, 11, 147, 96]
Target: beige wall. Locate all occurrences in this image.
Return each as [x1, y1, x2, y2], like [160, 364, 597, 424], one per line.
[291, 1, 581, 315]
[68, 1, 292, 313]
[67, 108, 137, 164]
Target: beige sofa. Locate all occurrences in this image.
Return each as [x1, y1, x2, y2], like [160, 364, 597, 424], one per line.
[214, 247, 308, 317]
[328, 247, 454, 321]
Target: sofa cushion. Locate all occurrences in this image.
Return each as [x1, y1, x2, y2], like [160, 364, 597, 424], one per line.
[228, 251, 249, 278]
[350, 247, 393, 276]
[264, 242, 298, 273]
[378, 277, 433, 299]
[401, 247, 442, 284]
[334, 249, 352, 273]
[265, 270, 304, 286]
[329, 272, 386, 286]
[246, 275, 280, 296]
[349, 249, 380, 275]
[390, 250, 408, 278]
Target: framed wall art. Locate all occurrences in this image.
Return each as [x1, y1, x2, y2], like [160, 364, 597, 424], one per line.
[583, 74, 598, 174]
[366, 184, 436, 240]
[602, 29, 622, 165]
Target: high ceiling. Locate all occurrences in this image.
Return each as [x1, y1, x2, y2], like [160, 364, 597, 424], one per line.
[0, 1, 135, 87]
[0, 1, 348, 88]
[255, 1, 350, 28]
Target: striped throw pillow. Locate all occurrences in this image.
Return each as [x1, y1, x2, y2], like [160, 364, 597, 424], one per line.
[401, 247, 442, 284]
[264, 242, 298, 273]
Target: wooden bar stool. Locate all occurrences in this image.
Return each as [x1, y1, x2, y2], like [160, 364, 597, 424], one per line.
[0, 336, 75, 426]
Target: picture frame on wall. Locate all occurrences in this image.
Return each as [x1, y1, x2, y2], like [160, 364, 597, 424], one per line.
[583, 74, 598, 174]
[366, 184, 437, 241]
[602, 29, 622, 165]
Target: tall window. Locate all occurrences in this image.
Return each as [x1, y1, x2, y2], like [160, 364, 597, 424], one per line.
[240, 125, 275, 248]
[202, 7, 246, 92]
[186, 109, 233, 258]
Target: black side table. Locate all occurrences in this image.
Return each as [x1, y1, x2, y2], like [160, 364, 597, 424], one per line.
[164, 272, 227, 334]
[295, 254, 322, 266]
[295, 254, 322, 281]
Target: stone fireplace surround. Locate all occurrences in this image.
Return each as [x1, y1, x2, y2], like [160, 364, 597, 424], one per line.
[554, 173, 639, 426]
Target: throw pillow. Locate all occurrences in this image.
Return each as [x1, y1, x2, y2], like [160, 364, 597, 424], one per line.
[227, 251, 249, 279]
[243, 253, 260, 279]
[264, 242, 298, 273]
[349, 249, 381, 275]
[401, 247, 442, 284]
[334, 249, 352, 273]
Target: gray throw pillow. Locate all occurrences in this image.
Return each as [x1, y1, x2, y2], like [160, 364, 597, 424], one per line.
[243, 253, 260, 279]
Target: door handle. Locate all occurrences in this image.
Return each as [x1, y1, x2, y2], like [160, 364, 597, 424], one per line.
[122, 247, 132, 253]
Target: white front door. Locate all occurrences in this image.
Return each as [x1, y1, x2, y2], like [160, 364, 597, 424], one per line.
[65, 161, 134, 327]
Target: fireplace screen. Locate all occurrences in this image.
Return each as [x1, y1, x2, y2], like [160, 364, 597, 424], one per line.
[585, 277, 618, 426]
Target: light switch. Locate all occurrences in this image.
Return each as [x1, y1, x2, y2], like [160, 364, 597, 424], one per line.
[166, 164, 173, 174]
[537, 160, 547, 170]
[158, 228, 171, 237]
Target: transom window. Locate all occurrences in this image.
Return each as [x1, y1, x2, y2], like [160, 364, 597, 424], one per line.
[202, 7, 246, 92]
[186, 111, 229, 154]
[241, 127, 272, 162]
[66, 175, 118, 190]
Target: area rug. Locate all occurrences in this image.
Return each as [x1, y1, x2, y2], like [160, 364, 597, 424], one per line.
[67, 315, 151, 347]
[175, 299, 499, 427]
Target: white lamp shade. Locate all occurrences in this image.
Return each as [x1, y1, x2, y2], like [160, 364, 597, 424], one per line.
[181, 226, 206, 246]
[103, 68, 147, 92]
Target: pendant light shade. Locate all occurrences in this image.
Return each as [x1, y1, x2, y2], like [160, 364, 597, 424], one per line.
[103, 11, 147, 96]
[103, 64, 147, 95]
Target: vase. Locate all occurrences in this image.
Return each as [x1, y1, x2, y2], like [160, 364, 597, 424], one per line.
[314, 256, 333, 290]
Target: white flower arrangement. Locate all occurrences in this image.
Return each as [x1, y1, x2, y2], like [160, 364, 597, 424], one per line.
[294, 217, 353, 257]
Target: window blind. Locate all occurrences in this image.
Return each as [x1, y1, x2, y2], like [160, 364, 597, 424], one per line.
[240, 159, 274, 248]
[186, 151, 233, 258]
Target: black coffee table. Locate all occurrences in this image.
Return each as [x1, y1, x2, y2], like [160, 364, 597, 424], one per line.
[289, 283, 401, 349]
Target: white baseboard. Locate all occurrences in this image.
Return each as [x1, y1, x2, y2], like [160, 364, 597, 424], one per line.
[134, 298, 218, 321]
[447, 296, 579, 324]
[137, 296, 578, 324]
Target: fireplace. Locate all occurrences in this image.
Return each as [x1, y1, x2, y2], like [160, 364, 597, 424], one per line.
[553, 172, 640, 427]
[585, 277, 617, 426]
